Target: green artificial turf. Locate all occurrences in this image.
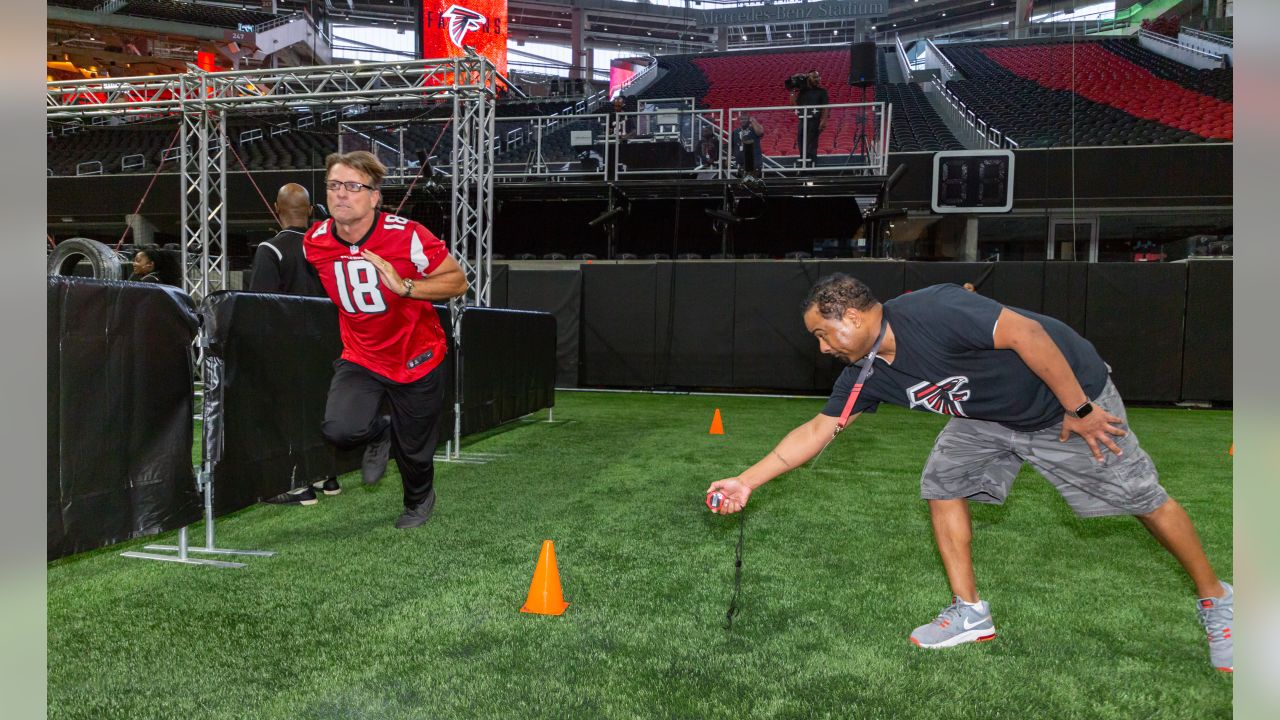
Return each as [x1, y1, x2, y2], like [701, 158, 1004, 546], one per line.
[48, 392, 1233, 719]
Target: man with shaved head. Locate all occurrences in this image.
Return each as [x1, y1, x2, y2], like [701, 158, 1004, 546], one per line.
[250, 183, 326, 297]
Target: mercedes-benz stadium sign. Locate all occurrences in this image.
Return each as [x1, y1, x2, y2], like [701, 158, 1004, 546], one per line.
[699, 1, 888, 27]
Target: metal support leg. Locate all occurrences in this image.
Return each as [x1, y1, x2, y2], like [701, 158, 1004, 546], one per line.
[140, 469, 274, 560]
[122, 526, 247, 568]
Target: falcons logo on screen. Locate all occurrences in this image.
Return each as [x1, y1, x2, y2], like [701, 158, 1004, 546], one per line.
[442, 5, 486, 48]
[907, 376, 972, 417]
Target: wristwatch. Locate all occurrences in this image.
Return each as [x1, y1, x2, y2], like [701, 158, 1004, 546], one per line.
[401, 278, 415, 297]
[1066, 401, 1094, 419]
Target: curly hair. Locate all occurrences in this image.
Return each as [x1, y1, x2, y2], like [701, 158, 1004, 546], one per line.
[803, 273, 878, 319]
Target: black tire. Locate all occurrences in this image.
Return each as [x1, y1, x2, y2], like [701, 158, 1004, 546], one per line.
[46, 238, 124, 281]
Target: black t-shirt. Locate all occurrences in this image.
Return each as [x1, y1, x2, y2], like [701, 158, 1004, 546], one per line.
[249, 226, 326, 297]
[821, 284, 1109, 432]
[796, 86, 829, 123]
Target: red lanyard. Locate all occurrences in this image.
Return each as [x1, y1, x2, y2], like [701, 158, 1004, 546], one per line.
[835, 316, 888, 434]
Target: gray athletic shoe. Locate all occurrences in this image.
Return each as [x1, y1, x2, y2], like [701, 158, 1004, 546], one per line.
[395, 487, 436, 530]
[1197, 581, 1233, 672]
[910, 596, 997, 648]
[362, 419, 392, 486]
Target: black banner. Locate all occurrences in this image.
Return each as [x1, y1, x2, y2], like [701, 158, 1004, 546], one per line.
[458, 307, 557, 433]
[47, 277, 201, 560]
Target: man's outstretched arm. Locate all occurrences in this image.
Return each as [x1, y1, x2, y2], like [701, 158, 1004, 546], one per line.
[706, 412, 847, 514]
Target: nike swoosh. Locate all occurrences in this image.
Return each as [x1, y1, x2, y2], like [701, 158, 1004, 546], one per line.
[963, 616, 991, 630]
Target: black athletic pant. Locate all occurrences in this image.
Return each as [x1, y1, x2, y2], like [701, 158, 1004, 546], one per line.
[798, 118, 821, 165]
[321, 358, 446, 508]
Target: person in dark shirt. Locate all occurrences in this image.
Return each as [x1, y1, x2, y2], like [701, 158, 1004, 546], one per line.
[249, 183, 326, 298]
[706, 274, 1233, 672]
[255, 183, 391, 507]
[733, 114, 765, 178]
[791, 69, 829, 166]
[129, 245, 181, 285]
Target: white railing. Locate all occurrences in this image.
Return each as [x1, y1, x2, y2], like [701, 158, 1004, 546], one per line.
[1181, 27, 1233, 48]
[1177, 28, 1233, 65]
[894, 34, 914, 80]
[120, 153, 145, 172]
[1139, 29, 1225, 69]
[924, 38, 958, 82]
[488, 113, 613, 179]
[95, 0, 126, 14]
[239, 128, 263, 145]
[254, 12, 305, 35]
[76, 160, 103, 176]
[726, 101, 891, 177]
[611, 56, 660, 100]
[928, 78, 1018, 150]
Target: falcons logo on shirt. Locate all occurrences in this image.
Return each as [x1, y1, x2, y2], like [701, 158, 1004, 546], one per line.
[442, 5, 486, 48]
[907, 376, 971, 416]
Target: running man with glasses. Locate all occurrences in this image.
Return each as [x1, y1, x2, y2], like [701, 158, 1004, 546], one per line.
[304, 151, 469, 529]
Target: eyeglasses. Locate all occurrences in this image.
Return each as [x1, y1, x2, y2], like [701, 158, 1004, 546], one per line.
[325, 180, 376, 193]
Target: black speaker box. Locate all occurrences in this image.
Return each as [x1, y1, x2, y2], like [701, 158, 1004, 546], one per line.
[849, 42, 877, 86]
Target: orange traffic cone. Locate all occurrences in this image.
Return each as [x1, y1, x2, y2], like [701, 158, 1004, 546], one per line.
[520, 540, 569, 616]
[709, 408, 725, 435]
[1228, 443, 1234, 456]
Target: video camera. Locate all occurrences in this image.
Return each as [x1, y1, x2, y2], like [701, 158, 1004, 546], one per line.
[783, 73, 811, 91]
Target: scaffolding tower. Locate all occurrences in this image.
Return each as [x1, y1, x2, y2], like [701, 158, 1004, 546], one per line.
[47, 55, 499, 305]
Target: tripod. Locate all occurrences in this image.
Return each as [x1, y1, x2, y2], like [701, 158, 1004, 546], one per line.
[843, 108, 871, 170]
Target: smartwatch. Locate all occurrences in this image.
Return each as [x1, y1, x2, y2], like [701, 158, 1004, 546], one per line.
[1067, 401, 1094, 419]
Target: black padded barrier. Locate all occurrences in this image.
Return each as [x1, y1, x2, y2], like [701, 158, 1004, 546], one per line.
[488, 263, 510, 309]
[1041, 262, 1090, 336]
[988, 261, 1047, 313]
[732, 262, 824, 390]
[48, 277, 202, 560]
[655, 262, 737, 388]
[507, 269, 581, 387]
[581, 264, 659, 387]
[905, 262, 995, 294]
[457, 307, 557, 434]
[1085, 263, 1188, 402]
[202, 291, 366, 517]
[1181, 261, 1232, 403]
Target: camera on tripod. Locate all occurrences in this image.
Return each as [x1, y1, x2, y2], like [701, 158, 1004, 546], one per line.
[783, 73, 811, 91]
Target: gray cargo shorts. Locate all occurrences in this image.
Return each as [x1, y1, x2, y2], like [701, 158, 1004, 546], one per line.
[919, 378, 1169, 518]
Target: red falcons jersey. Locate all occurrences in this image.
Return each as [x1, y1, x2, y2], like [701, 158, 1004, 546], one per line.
[304, 212, 450, 383]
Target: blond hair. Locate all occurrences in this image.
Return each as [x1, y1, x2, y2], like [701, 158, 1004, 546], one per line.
[325, 150, 387, 188]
